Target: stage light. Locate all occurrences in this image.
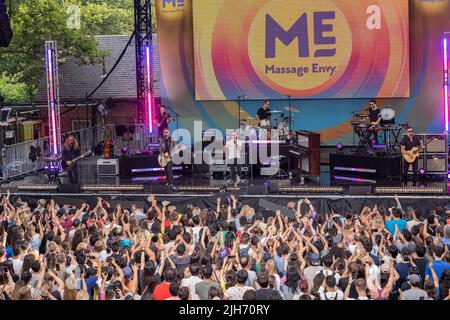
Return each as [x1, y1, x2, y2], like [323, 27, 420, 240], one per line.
[444, 35, 449, 132]
[375, 187, 445, 194]
[80, 185, 144, 191]
[121, 147, 129, 155]
[275, 186, 344, 194]
[45, 42, 61, 156]
[177, 186, 223, 192]
[336, 143, 344, 151]
[370, 138, 376, 145]
[419, 168, 426, 175]
[17, 184, 59, 191]
[146, 44, 154, 134]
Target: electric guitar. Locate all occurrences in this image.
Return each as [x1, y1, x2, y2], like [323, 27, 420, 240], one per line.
[62, 150, 92, 172]
[158, 144, 186, 167]
[403, 139, 432, 163]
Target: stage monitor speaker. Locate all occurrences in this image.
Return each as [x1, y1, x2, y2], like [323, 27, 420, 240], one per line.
[0, 0, 12, 47]
[97, 159, 119, 176]
[247, 185, 268, 195]
[425, 135, 447, 153]
[348, 185, 372, 195]
[425, 154, 447, 172]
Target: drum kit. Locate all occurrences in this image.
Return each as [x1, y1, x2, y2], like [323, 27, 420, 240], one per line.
[239, 107, 300, 140]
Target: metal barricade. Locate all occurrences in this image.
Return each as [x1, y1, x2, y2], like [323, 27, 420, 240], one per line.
[1, 124, 155, 179]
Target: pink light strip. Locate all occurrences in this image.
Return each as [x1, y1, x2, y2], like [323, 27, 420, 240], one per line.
[47, 49, 58, 155]
[444, 38, 449, 132]
[146, 45, 153, 134]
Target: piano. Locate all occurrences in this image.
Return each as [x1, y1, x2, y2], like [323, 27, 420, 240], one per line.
[287, 130, 320, 178]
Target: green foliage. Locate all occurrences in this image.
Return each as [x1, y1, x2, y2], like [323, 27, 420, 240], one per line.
[0, 73, 36, 103]
[0, 0, 157, 103]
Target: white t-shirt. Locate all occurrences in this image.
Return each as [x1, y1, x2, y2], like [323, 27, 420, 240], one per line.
[225, 139, 243, 160]
[192, 226, 202, 244]
[225, 285, 254, 300]
[318, 287, 344, 300]
[180, 276, 203, 300]
[12, 258, 23, 275]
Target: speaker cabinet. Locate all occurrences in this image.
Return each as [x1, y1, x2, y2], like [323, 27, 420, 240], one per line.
[408, 155, 424, 172]
[97, 159, 120, 176]
[426, 135, 447, 153]
[425, 154, 447, 173]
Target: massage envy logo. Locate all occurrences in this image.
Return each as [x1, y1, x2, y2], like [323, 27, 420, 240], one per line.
[162, 0, 185, 13]
[247, 0, 351, 92]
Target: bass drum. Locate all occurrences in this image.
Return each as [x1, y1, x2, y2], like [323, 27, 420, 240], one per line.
[380, 107, 396, 121]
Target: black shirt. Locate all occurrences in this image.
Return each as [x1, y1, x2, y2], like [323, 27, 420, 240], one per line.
[61, 147, 81, 169]
[156, 112, 171, 131]
[400, 136, 421, 151]
[159, 137, 175, 154]
[368, 108, 381, 123]
[257, 107, 271, 120]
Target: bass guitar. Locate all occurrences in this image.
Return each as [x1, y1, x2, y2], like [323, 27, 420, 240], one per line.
[62, 150, 92, 172]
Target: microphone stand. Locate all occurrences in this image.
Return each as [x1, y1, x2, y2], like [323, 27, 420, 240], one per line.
[237, 95, 247, 130]
[285, 95, 292, 132]
[165, 106, 181, 140]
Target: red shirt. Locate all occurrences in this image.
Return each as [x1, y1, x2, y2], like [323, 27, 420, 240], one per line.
[152, 282, 171, 300]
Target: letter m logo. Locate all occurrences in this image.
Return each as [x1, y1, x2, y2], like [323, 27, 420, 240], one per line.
[163, 0, 176, 8]
[265, 14, 309, 58]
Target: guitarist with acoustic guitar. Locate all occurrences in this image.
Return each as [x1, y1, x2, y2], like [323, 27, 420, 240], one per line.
[158, 128, 176, 188]
[400, 127, 422, 183]
[62, 135, 83, 184]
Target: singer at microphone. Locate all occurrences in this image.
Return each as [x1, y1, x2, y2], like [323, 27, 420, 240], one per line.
[225, 131, 243, 186]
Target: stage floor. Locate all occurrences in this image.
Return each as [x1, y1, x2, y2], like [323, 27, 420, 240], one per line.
[2, 152, 448, 193]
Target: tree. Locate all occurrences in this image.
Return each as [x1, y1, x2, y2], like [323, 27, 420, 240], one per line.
[0, 0, 152, 103]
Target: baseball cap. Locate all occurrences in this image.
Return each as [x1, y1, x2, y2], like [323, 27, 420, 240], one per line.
[408, 274, 421, 286]
[309, 253, 321, 266]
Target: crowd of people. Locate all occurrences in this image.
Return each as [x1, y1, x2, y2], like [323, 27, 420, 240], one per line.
[1, 190, 450, 301]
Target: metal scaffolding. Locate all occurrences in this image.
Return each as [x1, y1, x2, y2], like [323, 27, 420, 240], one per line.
[134, 0, 154, 134]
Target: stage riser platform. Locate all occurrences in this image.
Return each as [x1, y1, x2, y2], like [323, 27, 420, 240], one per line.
[330, 153, 401, 178]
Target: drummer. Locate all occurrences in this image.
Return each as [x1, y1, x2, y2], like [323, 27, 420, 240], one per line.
[257, 100, 271, 126]
[367, 99, 381, 144]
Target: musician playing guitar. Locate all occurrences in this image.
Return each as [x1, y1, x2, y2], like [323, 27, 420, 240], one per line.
[400, 127, 422, 183]
[154, 105, 172, 138]
[367, 99, 381, 144]
[158, 128, 176, 188]
[62, 135, 81, 184]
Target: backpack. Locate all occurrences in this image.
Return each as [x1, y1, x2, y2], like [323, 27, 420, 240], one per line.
[324, 292, 339, 300]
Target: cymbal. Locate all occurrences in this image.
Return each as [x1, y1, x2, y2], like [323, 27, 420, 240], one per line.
[268, 110, 283, 113]
[284, 106, 300, 113]
[355, 113, 368, 118]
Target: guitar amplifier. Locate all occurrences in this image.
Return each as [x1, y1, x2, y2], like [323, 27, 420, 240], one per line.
[97, 159, 120, 176]
[425, 154, 447, 173]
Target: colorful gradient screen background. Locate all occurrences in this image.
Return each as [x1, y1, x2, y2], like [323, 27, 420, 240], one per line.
[193, 0, 410, 101]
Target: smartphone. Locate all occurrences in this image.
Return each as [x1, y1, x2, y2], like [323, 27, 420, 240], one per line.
[228, 255, 236, 260]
